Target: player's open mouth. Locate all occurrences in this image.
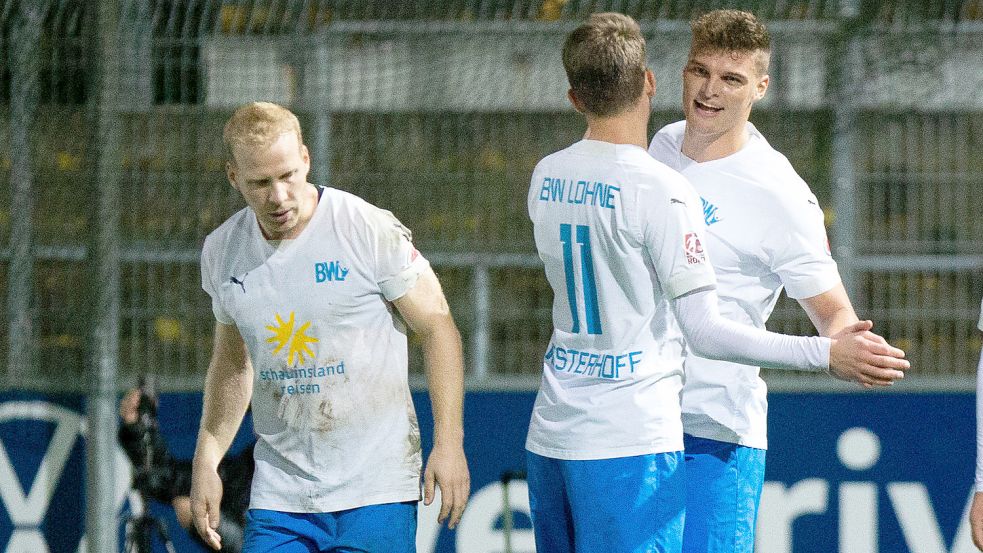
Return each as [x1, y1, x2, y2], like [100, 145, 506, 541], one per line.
[694, 99, 723, 114]
[270, 209, 291, 223]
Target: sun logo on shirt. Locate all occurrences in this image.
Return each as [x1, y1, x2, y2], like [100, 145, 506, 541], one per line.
[266, 312, 319, 365]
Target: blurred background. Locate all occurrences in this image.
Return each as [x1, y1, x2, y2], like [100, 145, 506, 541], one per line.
[0, 1, 981, 551]
[1, 0, 981, 391]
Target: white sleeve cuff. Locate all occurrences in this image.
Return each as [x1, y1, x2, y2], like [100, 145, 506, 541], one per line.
[379, 256, 430, 301]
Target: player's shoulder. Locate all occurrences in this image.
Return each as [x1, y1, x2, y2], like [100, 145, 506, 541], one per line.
[322, 186, 412, 241]
[532, 141, 602, 173]
[621, 149, 692, 198]
[322, 186, 390, 222]
[741, 125, 813, 197]
[533, 139, 688, 195]
[648, 120, 686, 159]
[743, 125, 803, 181]
[203, 206, 253, 254]
[531, 147, 567, 176]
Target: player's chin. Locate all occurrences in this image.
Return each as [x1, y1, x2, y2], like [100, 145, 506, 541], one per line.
[266, 215, 296, 235]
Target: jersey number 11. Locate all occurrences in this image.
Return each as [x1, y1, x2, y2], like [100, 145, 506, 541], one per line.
[560, 223, 602, 335]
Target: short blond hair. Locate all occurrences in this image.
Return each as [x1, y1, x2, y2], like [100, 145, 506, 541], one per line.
[223, 102, 304, 165]
[690, 10, 771, 75]
[562, 12, 647, 117]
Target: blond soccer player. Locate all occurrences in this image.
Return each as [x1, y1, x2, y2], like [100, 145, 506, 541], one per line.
[190, 102, 469, 552]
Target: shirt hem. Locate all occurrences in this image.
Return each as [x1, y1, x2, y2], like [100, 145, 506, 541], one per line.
[680, 425, 768, 450]
[784, 275, 842, 301]
[525, 440, 683, 461]
[667, 273, 717, 300]
[248, 489, 422, 514]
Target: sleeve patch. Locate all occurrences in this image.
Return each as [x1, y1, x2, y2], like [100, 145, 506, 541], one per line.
[684, 233, 707, 265]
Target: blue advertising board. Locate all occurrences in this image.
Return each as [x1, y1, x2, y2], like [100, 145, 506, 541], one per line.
[0, 391, 973, 552]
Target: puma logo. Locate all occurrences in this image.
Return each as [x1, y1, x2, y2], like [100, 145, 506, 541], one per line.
[230, 273, 247, 293]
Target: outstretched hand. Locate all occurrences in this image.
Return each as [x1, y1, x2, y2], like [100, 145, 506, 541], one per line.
[423, 443, 471, 529]
[828, 320, 909, 388]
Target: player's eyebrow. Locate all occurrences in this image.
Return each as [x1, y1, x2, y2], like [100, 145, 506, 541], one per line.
[722, 71, 748, 83]
[246, 169, 295, 186]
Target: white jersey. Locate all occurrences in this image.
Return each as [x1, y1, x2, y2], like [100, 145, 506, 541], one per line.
[976, 297, 983, 491]
[649, 121, 840, 449]
[201, 186, 428, 513]
[525, 139, 717, 460]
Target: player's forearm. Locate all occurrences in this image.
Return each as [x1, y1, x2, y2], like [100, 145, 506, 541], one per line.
[673, 288, 829, 371]
[420, 315, 466, 447]
[816, 307, 859, 338]
[799, 283, 860, 337]
[197, 369, 252, 465]
[195, 325, 253, 470]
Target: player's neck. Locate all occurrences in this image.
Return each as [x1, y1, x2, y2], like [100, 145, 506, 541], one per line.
[680, 123, 749, 163]
[583, 106, 649, 149]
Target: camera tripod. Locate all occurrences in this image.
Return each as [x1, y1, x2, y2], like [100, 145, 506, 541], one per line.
[124, 496, 177, 553]
[122, 382, 177, 553]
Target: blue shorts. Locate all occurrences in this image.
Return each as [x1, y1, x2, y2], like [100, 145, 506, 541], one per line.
[682, 434, 766, 553]
[527, 450, 685, 553]
[243, 502, 417, 553]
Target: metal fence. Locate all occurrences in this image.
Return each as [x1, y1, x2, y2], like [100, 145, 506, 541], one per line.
[2, 0, 982, 392]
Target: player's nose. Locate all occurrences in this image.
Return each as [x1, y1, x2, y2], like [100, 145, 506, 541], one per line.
[269, 180, 290, 204]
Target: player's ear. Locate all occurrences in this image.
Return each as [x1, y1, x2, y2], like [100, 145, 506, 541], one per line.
[754, 74, 769, 102]
[644, 68, 656, 97]
[567, 89, 585, 113]
[226, 161, 240, 190]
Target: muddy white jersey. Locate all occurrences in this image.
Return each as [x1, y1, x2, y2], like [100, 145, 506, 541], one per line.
[525, 139, 717, 460]
[649, 121, 840, 449]
[201, 186, 428, 513]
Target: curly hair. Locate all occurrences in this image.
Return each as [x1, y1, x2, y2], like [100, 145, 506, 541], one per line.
[690, 10, 771, 75]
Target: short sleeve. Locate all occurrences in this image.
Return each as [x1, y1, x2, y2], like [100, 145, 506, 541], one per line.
[363, 206, 430, 301]
[766, 192, 841, 299]
[200, 239, 233, 325]
[639, 177, 717, 299]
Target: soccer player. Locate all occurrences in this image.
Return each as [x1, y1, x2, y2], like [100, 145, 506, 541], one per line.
[189, 102, 470, 552]
[647, 10, 907, 553]
[969, 297, 983, 551]
[526, 13, 908, 553]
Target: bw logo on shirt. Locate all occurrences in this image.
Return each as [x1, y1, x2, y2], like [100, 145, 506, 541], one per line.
[684, 233, 706, 265]
[701, 197, 722, 226]
[315, 261, 349, 283]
